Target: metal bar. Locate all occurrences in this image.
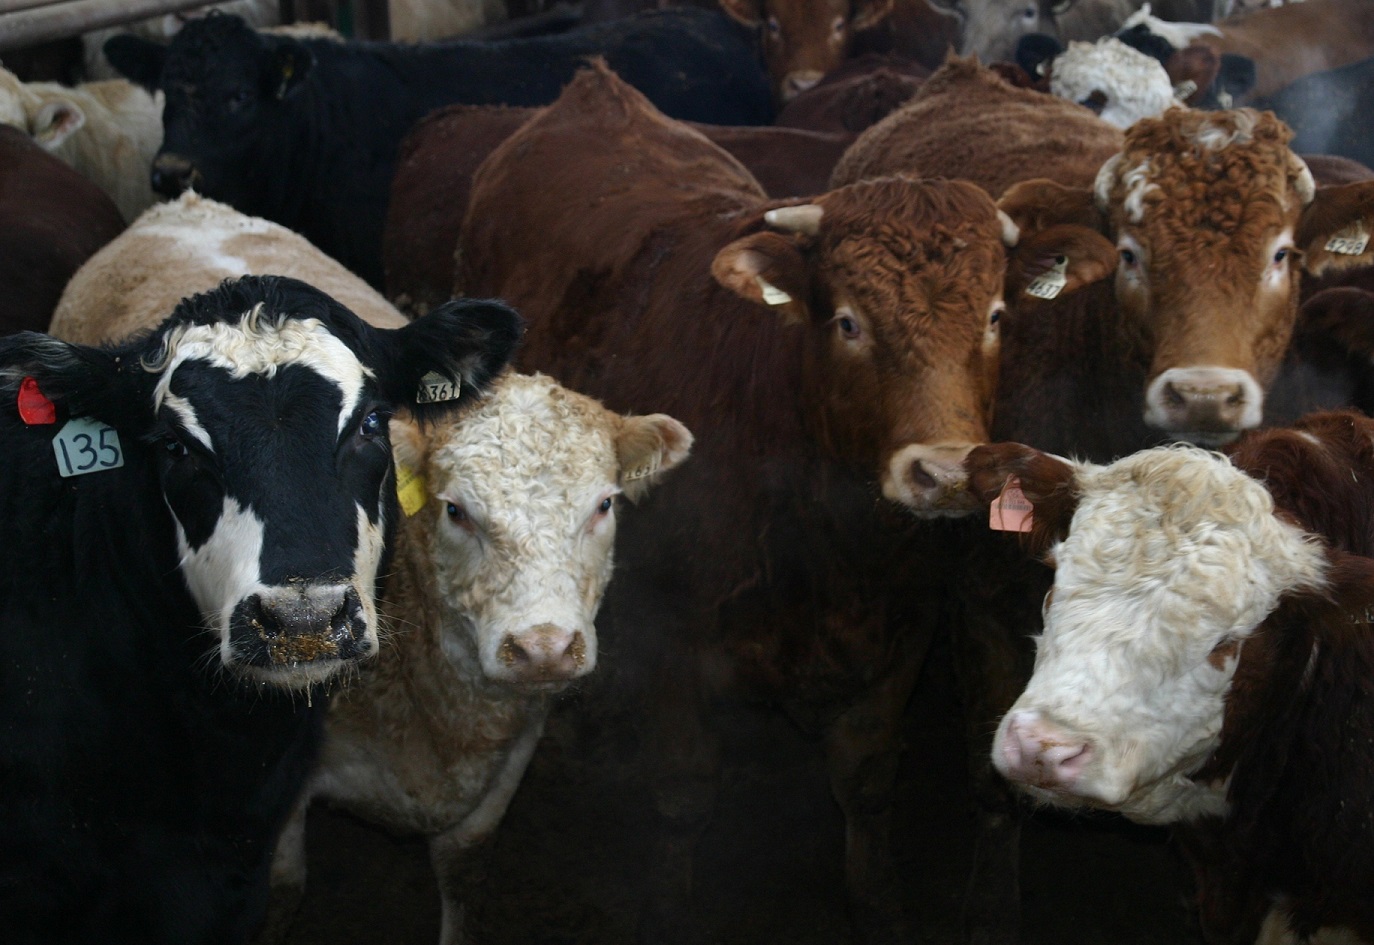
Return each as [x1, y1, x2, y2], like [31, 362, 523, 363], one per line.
[0, 0, 223, 53]
[0, 0, 73, 17]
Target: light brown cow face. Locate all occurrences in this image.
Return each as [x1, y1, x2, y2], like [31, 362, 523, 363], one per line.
[1088, 108, 1374, 446]
[714, 178, 1012, 516]
[718, 0, 894, 103]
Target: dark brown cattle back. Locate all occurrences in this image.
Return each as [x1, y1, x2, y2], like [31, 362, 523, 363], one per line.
[0, 126, 124, 336]
[775, 53, 928, 135]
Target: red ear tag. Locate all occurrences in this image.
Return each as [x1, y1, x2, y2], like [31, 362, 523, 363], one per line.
[989, 476, 1034, 533]
[18, 377, 56, 425]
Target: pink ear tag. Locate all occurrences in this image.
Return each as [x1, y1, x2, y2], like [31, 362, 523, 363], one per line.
[989, 476, 1034, 533]
[18, 376, 56, 425]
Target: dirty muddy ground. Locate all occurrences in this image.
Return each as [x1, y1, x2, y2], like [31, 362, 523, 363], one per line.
[282, 627, 1202, 945]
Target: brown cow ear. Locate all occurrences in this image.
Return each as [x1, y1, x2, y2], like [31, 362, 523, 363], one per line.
[964, 442, 1081, 559]
[616, 414, 694, 503]
[1298, 180, 1374, 276]
[712, 231, 810, 324]
[998, 179, 1102, 234]
[718, 0, 764, 27]
[851, 0, 895, 32]
[1006, 224, 1118, 302]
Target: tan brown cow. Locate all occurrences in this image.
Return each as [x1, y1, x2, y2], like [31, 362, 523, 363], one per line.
[457, 63, 1100, 942]
[718, 0, 958, 102]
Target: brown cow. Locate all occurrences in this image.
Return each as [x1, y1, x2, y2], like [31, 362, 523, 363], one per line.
[0, 125, 124, 337]
[718, 0, 958, 102]
[964, 410, 1374, 944]
[384, 101, 853, 314]
[772, 52, 928, 134]
[457, 63, 1100, 942]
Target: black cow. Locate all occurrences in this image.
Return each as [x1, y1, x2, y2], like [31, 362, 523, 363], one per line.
[104, 9, 773, 289]
[1255, 56, 1374, 174]
[0, 275, 519, 945]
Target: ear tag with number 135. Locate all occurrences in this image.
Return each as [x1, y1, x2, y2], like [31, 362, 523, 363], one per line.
[53, 417, 124, 478]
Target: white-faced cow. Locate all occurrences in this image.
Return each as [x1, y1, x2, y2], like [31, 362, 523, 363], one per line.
[264, 372, 692, 945]
[966, 409, 1374, 943]
[0, 275, 518, 944]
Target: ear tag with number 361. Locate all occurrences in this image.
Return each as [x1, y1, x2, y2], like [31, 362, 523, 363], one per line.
[416, 371, 462, 404]
[53, 417, 124, 478]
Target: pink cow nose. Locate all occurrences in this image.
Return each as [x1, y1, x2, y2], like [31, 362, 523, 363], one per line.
[498, 623, 588, 681]
[884, 442, 980, 513]
[998, 710, 1093, 789]
[782, 70, 824, 101]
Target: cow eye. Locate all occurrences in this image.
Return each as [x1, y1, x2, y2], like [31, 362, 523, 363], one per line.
[837, 315, 861, 339]
[1273, 247, 1290, 265]
[596, 496, 614, 515]
[831, 15, 845, 37]
[1119, 248, 1137, 266]
[446, 501, 469, 525]
[164, 438, 190, 460]
[359, 410, 383, 437]
[1021, 5, 1037, 22]
[766, 15, 781, 35]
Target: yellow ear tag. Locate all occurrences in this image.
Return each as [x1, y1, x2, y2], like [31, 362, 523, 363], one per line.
[396, 463, 427, 517]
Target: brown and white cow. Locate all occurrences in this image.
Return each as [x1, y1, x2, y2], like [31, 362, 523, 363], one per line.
[457, 62, 1099, 941]
[265, 372, 692, 945]
[965, 409, 1374, 943]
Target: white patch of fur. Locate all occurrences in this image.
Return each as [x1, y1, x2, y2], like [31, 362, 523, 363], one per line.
[1190, 109, 1259, 151]
[992, 446, 1329, 824]
[161, 391, 213, 451]
[349, 503, 384, 658]
[150, 310, 373, 437]
[1094, 153, 1123, 213]
[1118, 4, 1220, 49]
[1050, 39, 1176, 129]
[1120, 157, 1160, 224]
[173, 495, 267, 661]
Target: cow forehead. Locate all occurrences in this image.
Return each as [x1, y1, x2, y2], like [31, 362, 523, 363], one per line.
[151, 310, 373, 436]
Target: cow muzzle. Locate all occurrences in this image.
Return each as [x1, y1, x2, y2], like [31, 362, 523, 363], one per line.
[781, 70, 825, 102]
[995, 709, 1094, 794]
[493, 622, 591, 686]
[227, 583, 376, 686]
[882, 442, 981, 517]
[1144, 367, 1263, 446]
[151, 153, 203, 197]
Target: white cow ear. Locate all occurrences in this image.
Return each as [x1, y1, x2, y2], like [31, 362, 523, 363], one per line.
[616, 414, 693, 503]
[388, 417, 426, 474]
[33, 100, 85, 149]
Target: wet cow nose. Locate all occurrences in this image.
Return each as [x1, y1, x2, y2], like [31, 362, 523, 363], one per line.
[997, 710, 1093, 789]
[150, 154, 200, 197]
[498, 623, 588, 681]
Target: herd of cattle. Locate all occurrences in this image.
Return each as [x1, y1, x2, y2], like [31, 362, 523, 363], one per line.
[4, 0, 1374, 943]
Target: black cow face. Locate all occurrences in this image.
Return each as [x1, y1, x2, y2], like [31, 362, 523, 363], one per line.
[1, 277, 520, 690]
[105, 15, 313, 212]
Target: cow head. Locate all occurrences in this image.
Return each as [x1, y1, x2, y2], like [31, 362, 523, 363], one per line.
[391, 373, 691, 688]
[0, 276, 519, 689]
[930, 0, 1075, 65]
[104, 14, 313, 210]
[718, 0, 896, 103]
[965, 440, 1332, 824]
[711, 176, 1105, 515]
[1001, 108, 1374, 446]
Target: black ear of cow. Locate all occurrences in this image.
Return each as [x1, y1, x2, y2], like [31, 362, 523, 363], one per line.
[0, 333, 151, 431]
[1217, 54, 1256, 102]
[263, 36, 314, 100]
[1015, 33, 1063, 80]
[102, 34, 167, 93]
[383, 299, 523, 424]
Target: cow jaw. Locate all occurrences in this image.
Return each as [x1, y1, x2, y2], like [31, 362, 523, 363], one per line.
[991, 447, 1328, 824]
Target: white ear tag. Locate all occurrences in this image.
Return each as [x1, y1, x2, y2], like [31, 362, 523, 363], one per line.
[622, 455, 662, 482]
[1026, 257, 1069, 300]
[53, 417, 124, 478]
[1171, 80, 1197, 102]
[1326, 220, 1370, 256]
[416, 371, 461, 404]
[758, 278, 792, 306]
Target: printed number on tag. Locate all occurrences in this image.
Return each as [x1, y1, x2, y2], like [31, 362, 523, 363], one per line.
[416, 371, 461, 404]
[1326, 232, 1370, 256]
[54, 417, 123, 478]
[989, 477, 1034, 533]
[1026, 258, 1068, 300]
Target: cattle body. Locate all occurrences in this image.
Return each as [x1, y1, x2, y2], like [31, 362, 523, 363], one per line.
[717, 0, 956, 102]
[267, 373, 692, 945]
[457, 63, 1105, 942]
[383, 102, 852, 313]
[772, 52, 927, 134]
[0, 275, 519, 944]
[0, 68, 162, 223]
[966, 410, 1374, 942]
[103, 9, 772, 289]
[0, 126, 124, 337]
[50, 192, 408, 345]
[1018, 35, 1181, 128]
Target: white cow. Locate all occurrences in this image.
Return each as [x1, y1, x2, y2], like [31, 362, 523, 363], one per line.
[266, 371, 693, 945]
[0, 67, 161, 222]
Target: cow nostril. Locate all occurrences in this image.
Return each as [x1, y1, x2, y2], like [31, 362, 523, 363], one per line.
[330, 587, 364, 640]
[909, 463, 938, 491]
[1226, 389, 1244, 406]
[1164, 383, 1186, 408]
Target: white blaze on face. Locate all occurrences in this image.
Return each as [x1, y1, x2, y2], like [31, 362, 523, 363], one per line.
[411, 374, 624, 687]
[175, 495, 269, 664]
[994, 446, 1328, 823]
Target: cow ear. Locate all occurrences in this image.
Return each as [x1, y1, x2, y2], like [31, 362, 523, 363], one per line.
[1006, 224, 1117, 302]
[712, 231, 811, 324]
[0, 332, 151, 432]
[102, 35, 166, 93]
[1215, 54, 1256, 104]
[1298, 180, 1374, 276]
[851, 0, 896, 33]
[32, 99, 85, 149]
[964, 442, 1080, 559]
[264, 36, 313, 100]
[616, 414, 693, 503]
[999, 178, 1102, 233]
[718, 0, 764, 28]
[382, 298, 522, 424]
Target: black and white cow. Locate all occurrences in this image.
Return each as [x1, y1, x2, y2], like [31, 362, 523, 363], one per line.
[104, 9, 773, 288]
[0, 275, 519, 945]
